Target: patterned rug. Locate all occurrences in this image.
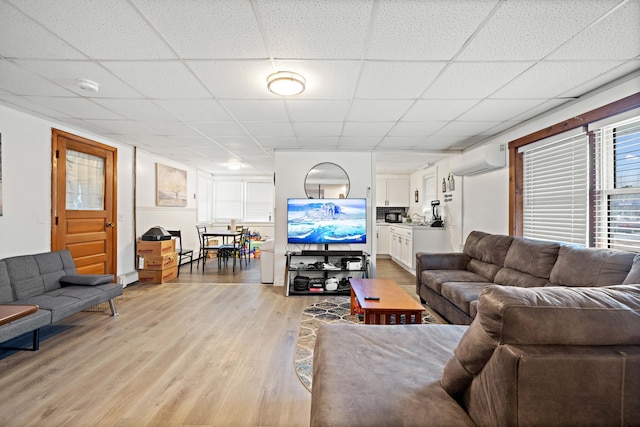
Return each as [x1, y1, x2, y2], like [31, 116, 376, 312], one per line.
[294, 296, 437, 392]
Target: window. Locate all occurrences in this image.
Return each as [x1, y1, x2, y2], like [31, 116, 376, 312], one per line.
[521, 131, 589, 245]
[197, 173, 274, 223]
[594, 115, 640, 251]
[422, 171, 437, 219]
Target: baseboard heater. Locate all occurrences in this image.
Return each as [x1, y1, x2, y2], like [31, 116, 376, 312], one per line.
[118, 271, 139, 288]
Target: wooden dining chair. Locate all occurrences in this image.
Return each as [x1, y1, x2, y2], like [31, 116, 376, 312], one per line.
[167, 230, 193, 277]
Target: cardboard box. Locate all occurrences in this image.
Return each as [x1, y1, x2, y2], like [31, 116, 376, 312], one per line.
[136, 239, 176, 257]
[138, 252, 178, 271]
[137, 266, 178, 284]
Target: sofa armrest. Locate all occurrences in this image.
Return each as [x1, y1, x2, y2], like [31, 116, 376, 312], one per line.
[416, 252, 471, 272]
[59, 274, 114, 286]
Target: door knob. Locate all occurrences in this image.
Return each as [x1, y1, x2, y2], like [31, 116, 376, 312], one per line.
[106, 222, 115, 228]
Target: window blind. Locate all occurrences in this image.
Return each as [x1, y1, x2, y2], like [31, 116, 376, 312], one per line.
[245, 181, 274, 221]
[593, 115, 640, 252]
[522, 131, 589, 245]
[214, 180, 242, 220]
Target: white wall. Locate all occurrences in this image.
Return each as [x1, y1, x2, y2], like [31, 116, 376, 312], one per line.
[0, 104, 136, 275]
[135, 150, 198, 254]
[274, 151, 375, 286]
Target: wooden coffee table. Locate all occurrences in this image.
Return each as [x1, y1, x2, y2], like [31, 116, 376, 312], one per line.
[349, 278, 425, 325]
[0, 304, 40, 350]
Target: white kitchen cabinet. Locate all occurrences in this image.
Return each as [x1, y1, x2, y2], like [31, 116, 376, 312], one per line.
[389, 225, 448, 270]
[376, 224, 390, 255]
[376, 177, 409, 207]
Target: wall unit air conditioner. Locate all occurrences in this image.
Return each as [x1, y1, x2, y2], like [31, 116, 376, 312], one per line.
[450, 144, 506, 176]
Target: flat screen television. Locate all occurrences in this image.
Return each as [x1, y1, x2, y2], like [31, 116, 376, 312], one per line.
[287, 198, 367, 245]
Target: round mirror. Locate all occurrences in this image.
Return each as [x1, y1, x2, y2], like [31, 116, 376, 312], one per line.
[304, 162, 350, 199]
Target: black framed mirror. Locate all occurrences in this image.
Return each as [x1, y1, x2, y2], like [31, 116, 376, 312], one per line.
[304, 162, 350, 199]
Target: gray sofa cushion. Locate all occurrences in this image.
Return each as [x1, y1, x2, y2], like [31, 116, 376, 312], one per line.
[463, 231, 491, 259]
[503, 237, 560, 279]
[494, 267, 550, 288]
[550, 246, 636, 287]
[5, 256, 46, 300]
[441, 282, 488, 316]
[422, 270, 488, 294]
[0, 260, 13, 303]
[35, 251, 76, 292]
[59, 274, 114, 286]
[622, 254, 640, 285]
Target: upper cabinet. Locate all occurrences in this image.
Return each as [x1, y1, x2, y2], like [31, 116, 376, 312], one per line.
[376, 177, 410, 207]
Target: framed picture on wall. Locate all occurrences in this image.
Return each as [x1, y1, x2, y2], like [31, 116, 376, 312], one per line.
[156, 163, 187, 207]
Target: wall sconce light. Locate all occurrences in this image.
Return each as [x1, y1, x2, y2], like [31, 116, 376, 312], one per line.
[415, 189, 419, 203]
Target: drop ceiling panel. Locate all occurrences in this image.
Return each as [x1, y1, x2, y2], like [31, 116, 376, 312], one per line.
[562, 61, 640, 98]
[403, 99, 479, 121]
[258, 0, 372, 59]
[294, 122, 343, 137]
[134, 0, 267, 59]
[103, 62, 209, 98]
[347, 99, 413, 121]
[92, 99, 177, 121]
[547, 1, 640, 61]
[458, 0, 621, 61]
[297, 136, 340, 147]
[154, 99, 234, 122]
[25, 96, 123, 119]
[387, 121, 445, 137]
[377, 137, 424, 148]
[0, 60, 74, 96]
[190, 122, 250, 138]
[187, 60, 273, 99]
[9, 0, 176, 60]
[493, 61, 628, 98]
[138, 121, 203, 137]
[285, 100, 350, 122]
[458, 99, 547, 122]
[258, 136, 299, 148]
[241, 122, 295, 137]
[422, 62, 535, 99]
[416, 136, 471, 150]
[338, 136, 383, 147]
[433, 121, 503, 137]
[85, 119, 153, 135]
[367, 0, 499, 60]
[0, 95, 73, 118]
[214, 136, 262, 149]
[342, 121, 394, 137]
[0, 2, 85, 59]
[221, 99, 289, 122]
[272, 60, 362, 99]
[14, 60, 142, 98]
[355, 62, 446, 99]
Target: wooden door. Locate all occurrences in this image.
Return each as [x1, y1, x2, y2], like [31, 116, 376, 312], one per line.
[51, 129, 117, 275]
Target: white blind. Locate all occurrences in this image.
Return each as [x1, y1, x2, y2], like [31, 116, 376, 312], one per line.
[197, 171, 212, 223]
[214, 180, 242, 220]
[593, 115, 640, 252]
[245, 181, 274, 221]
[522, 131, 589, 245]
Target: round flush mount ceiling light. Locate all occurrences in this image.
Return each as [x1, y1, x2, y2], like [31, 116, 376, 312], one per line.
[77, 78, 100, 93]
[266, 71, 306, 96]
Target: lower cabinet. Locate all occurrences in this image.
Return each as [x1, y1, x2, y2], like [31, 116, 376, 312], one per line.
[376, 225, 390, 255]
[389, 226, 448, 270]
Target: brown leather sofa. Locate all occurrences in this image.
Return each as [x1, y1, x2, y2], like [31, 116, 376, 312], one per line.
[310, 284, 640, 426]
[416, 230, 639, 324]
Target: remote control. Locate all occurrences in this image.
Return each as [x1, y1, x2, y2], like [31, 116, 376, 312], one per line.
[364, 296, 380, 301]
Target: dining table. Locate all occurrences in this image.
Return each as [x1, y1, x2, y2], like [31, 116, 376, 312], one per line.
[201, 229, 242, 272]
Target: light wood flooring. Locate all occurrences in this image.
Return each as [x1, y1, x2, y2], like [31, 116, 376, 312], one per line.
[0, 257, 439, 426]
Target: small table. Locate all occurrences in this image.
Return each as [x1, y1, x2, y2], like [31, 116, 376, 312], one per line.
[349, 278, 425, 325]
[202, 230, 242, 271]
[0, 304, 40, 350]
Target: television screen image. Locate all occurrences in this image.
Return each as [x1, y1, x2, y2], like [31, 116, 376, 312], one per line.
[287, 198, 367, 245]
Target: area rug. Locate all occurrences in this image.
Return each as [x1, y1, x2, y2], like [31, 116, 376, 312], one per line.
[294, 296, 437, 392]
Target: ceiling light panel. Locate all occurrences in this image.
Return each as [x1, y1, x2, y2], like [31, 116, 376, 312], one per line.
[187, 60, 272, 99]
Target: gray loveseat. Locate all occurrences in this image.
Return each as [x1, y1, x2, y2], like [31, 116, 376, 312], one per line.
[416, 230, 639, 324]
[0, 249, 123, 350]
[311, 283, 640, 426]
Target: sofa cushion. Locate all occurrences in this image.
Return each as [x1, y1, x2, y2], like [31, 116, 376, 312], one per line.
[5, 255, 46, 300]
[441, 282, 488, 316]
[59, 274, 114, 286]
[549, 246, 636, 287]
[475, 234, 514, 266]
[622, 254, 640, 285]
[34, 251, 76, 292]
[311, 324, 473, 427]
[466, 259, 502, 282]
[463, 231, 491, 259]
[423, 270, 488, 294]
[440, 284, 640, 396]
[494, 267, 550, 288]
[0, 260, 14, 303]
[503, 237, 560, 278]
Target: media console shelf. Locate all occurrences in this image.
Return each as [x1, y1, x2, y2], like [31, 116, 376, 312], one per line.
[284, 250, 370, 296]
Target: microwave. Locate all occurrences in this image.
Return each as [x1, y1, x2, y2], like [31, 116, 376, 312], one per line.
[384, 212, 402, 223]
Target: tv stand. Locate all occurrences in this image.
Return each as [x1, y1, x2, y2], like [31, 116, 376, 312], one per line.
[285, 250, 370, 296]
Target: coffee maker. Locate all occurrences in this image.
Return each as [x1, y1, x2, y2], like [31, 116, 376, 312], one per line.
[430, 200, 443, 227]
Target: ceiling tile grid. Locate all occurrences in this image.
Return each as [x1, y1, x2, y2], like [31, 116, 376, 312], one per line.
[0, 0, 637, 174]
